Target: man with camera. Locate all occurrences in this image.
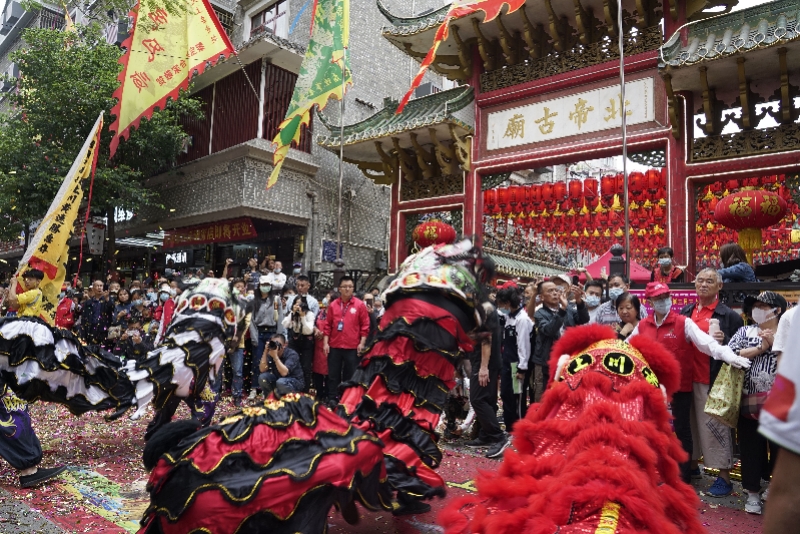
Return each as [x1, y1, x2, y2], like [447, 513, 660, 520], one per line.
[258, 334, 304, 396]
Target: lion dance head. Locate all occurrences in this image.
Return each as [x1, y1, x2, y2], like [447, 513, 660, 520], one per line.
[440, 324, 706, 534]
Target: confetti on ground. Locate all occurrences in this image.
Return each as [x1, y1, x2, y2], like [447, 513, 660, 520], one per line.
[0, 400, 766, 533]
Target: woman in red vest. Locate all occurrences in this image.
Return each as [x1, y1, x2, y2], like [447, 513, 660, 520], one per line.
[629, 282, 750, 485]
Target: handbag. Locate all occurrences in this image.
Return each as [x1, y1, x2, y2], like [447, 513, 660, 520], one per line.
[740, 391, 769, 420]
[704, 363, 745, 428]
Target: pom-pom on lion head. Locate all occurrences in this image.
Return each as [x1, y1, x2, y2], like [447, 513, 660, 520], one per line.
[548, 324, 681, 397]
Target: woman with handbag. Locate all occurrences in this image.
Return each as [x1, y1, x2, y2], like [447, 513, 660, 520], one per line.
[728, 291, 787, 515]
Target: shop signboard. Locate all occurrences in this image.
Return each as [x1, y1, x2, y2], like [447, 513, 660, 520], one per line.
[163, 218, 257, 249]
[86, 222, 106, 255]
[486, 78, 655, 151]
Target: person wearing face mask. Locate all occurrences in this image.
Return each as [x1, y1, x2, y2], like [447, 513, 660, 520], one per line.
[583, 280, 604, 323]
[628, 282, 751, 484]
[495, 285, 533, 444]
[55, 285, 77, 330]
[285, 262, 303, 291]
[154, 283, 176, 346]
[262, 261, 287, 292]
[727, 291, 787, 514]
[591, 274, 647, 326]
[248, 280, 283, 400]
[650, 246, 684, 284]
[80, 279, 113, 345]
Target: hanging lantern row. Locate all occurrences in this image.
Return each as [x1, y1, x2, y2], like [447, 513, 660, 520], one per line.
[484, 169, 666, 218]
[696, 175, 800, 268]
[482, 168, 670, 269]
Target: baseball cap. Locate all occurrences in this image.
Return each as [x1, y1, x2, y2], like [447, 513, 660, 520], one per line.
[644, 282, 670, 299]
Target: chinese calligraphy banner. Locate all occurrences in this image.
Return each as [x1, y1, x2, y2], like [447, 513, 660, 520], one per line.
[109, 0, 234, 157]
[486, 78, 655, 151]
[162, 218, 257, 249]
[267, 0, 351, 189]
[17, 113, 103, 325]
[396, 0, 526, 114]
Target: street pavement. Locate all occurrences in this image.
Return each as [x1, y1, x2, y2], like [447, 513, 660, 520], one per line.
[0, 400, 765, 533]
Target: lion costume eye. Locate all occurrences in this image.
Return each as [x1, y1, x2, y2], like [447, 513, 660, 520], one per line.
[602, 352, 635, 376]
[566, 354, 593, 375]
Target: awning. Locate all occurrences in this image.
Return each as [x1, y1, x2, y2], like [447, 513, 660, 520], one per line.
[485, 248, 564, 279]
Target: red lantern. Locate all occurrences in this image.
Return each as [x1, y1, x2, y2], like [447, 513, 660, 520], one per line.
[568, 180, 583, 201]
[521, 185, 533, 210]
[483, 189, 497, 215]
[542, 183, 554, 203]
[629, 172, 645, 194]
[615, 173, 625, 195]
[601, 175, 616, 199]
[714, 189, 788, 262]
[412, 220, 457, 248]
[497, 187, 511, 215]
[646, 169, 662, 192]
[508, 185, 522, 208]
[761, 174, 778, 186]
[584, 178, 598, 199]
[554, 181, 568, 202]
[530, 184, 543, 206]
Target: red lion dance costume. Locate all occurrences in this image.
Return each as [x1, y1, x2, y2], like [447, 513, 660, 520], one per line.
[139, 238, 492, 533]
[440, 324, 706, 534]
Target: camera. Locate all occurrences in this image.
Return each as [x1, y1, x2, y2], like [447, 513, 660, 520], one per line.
[267, 340, 279, 350]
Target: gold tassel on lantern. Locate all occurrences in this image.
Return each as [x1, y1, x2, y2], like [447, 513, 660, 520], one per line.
[791, 219, 800, 244]
[738, 227, 763, 264]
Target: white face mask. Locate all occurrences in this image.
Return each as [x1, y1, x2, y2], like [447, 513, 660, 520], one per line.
[751, 307, 777, 325]
[651, 297, 672, 315]
[585, 295, 601, 308]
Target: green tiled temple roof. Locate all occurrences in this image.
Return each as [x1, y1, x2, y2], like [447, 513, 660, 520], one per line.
[377, 0, 450, 37]
[317, 85, 474, 148]
[661, 0, 800, 67]
[485, 248, 564, 278]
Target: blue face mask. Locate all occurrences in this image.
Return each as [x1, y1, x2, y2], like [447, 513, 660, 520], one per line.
[159, 293, 169, 302]
[132, 299, 143, 306]
[608, 287, 625, 301]
[585, 295, 601, 308]
[59, 292, 65, 299]
[652, 297, 672, 315]
[147, 292, 156, 300]
[658, 257, 672, 267]
[497, 307, 509, 316]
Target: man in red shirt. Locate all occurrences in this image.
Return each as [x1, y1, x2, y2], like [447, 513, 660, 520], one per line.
[630, 282, 749, 485]
[679, 268, 743, 495]
[323, 276, 370, 402]
[55, 285, 76, 330]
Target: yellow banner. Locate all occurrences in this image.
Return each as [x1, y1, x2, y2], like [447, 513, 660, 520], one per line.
[17, 113, 104, 326]
[109, 0, 233, 157]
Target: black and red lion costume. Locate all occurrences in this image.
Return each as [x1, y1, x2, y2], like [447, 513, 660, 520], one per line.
[440, 324, 706, 534]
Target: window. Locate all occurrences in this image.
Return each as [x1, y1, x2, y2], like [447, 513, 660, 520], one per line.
[250, 0, 288, 39]
[213, 7, 234, 35]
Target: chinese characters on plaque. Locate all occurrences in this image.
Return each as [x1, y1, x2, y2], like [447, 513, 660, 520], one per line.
[488, 78, 655, 150]
[163, 218, 258, 249]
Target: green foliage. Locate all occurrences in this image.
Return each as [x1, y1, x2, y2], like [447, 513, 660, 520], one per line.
[0, 25, 202, 244]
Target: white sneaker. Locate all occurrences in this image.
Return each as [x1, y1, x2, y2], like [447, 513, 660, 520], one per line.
[248, 390, 257, 401]
[745, 492, 762, 515]
[761, 487, 769, 502]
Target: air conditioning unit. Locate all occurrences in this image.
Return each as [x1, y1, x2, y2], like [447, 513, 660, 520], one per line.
[1, 63, 19, 92]
[5, 1, 23, 25]
[413, 82, 441, 98]
[114, 19, 129, 45]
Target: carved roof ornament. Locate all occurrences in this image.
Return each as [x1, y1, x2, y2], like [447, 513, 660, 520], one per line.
[316, 86, 474, 185]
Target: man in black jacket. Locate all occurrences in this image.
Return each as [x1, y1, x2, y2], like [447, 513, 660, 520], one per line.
[531, 280, 568, 402]
[679, 267, 744, 495]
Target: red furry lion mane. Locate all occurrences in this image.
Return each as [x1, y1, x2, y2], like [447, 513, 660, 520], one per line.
[439, 325, 705, 534]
